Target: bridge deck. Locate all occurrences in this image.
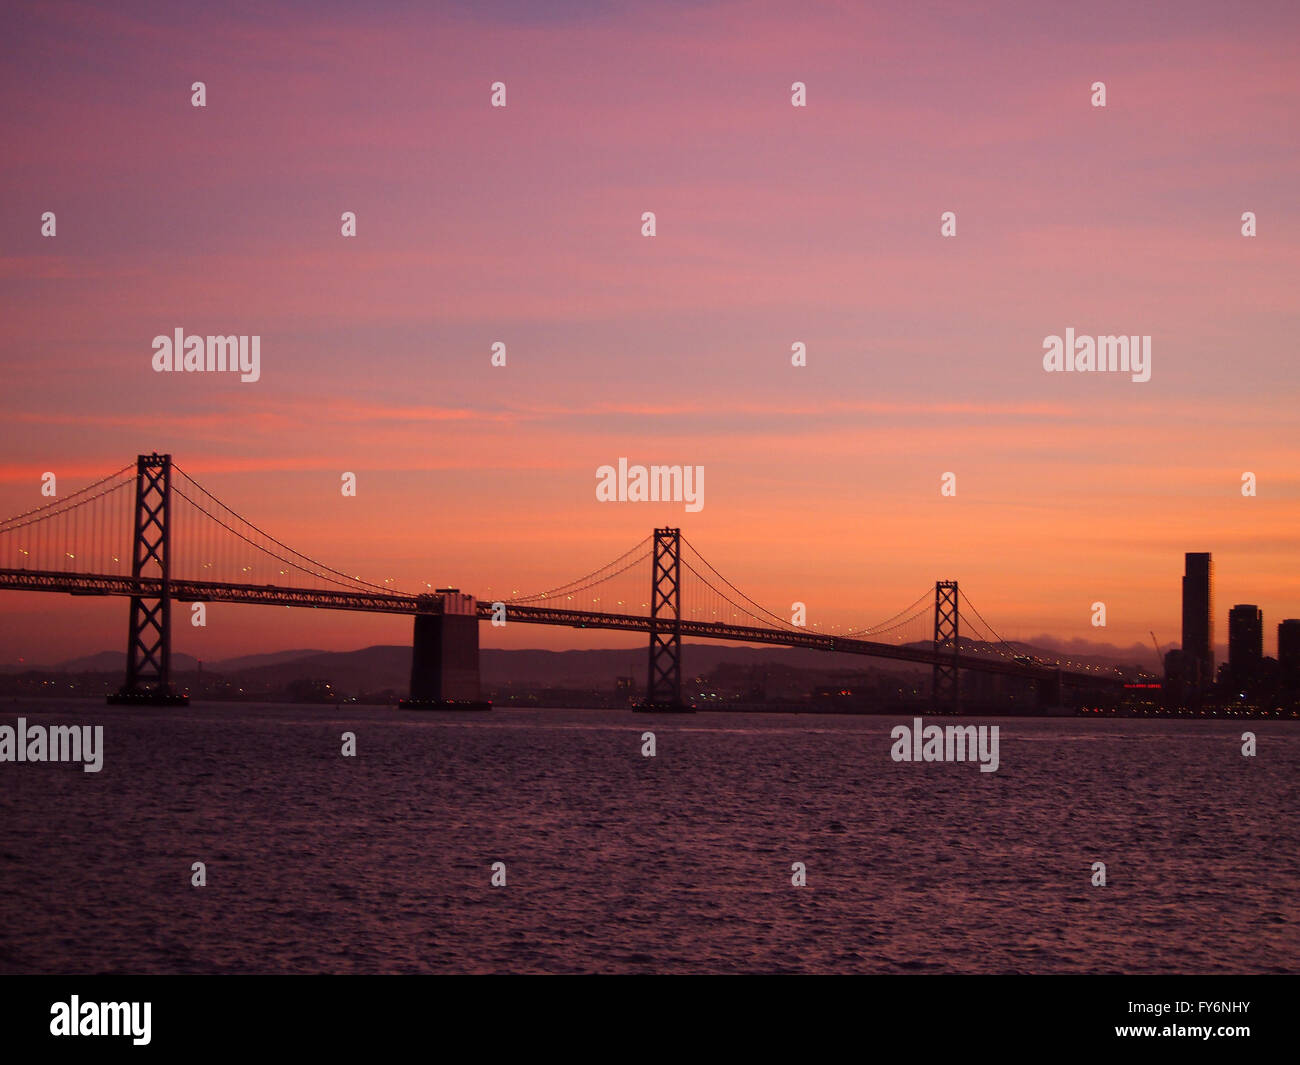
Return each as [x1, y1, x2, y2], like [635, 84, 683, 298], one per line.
[0, 568, 1123, 686]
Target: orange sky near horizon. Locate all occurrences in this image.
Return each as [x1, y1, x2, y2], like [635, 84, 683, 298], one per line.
[1, 0, 1297, 665]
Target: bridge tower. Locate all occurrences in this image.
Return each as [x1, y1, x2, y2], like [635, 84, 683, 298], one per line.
[400, 590, 489, 710]
[638, 527, 691, 712]
[108, 453, 188, 706]
[932, 580, 960, 714]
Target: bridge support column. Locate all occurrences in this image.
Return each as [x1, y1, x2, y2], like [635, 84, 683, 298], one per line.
[400, 590, 489, 709]
[1035, 666, 1064, 712]
[108, 453, 188, 706]
[637, 527, 691, 712]
[932, 580, 960, 715]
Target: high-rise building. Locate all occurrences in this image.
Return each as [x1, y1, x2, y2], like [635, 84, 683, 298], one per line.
[1279, 620, 1300, 686]
[1228, 604, 1263, 693]
[1181, 552, 1214, 695]
[1162, 648, 1184, 708]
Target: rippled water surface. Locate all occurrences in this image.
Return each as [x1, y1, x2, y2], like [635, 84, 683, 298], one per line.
[1, 701, 1296, 974]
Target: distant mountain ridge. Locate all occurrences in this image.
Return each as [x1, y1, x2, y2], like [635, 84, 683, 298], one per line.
[25, 648, 329, 674]
[2, 636, 1158, 688]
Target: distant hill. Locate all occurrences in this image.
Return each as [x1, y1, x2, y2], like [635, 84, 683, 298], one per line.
[181, 638, 1148, 691]
[35, 648, 327, 674]
[233, 645, 411, 691]
[53, 650, 202, 673]
[0, 646, 329, 677]
[209, 649, 329, 672]
[2, 635, 1157, 694]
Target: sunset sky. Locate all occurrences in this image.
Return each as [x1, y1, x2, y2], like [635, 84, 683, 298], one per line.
[1, 0, 1298, 665]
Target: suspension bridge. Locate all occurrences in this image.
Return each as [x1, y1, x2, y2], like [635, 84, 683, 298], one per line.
[0, 454, 1129, 711]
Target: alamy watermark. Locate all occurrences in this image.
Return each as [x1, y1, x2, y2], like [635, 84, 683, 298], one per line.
[890, 716, 1000, 773]
[50, 997, 150, 1045]
[1042, 329, 1150, 383]
[0, 718, 103, 772]
[151, 328, 260, 382]
[595, 459, 704, 512]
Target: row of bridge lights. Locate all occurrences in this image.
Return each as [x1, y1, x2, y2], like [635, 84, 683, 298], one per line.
[13, 547, 96, 561]
[12, 551, 368, 588]
[0, 547, 1128, 673]
[14, 552, 1116, 672]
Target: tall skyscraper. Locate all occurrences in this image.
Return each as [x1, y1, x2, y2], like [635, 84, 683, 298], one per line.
[1279, 620, 1300, 686]
[1181, 552, 1214, 695]
[1162, 648, 1184, 709]
[1228, 604, 1263, 693]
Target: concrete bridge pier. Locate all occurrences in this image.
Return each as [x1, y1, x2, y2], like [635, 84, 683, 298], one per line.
[1035, 667, 1064, 712]
[399, 590, 490, 710]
